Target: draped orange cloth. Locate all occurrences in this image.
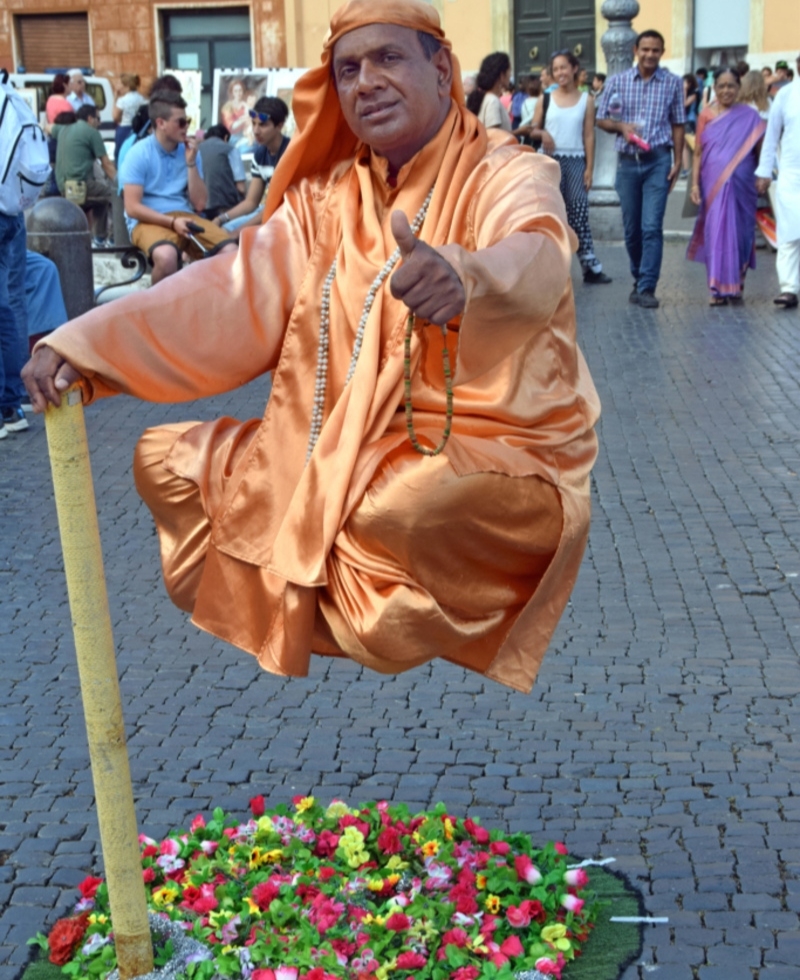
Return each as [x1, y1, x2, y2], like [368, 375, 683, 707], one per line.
[39, 0, 600, 693]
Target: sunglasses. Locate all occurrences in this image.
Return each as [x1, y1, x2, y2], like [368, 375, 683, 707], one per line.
[173, 116, 191, 128]
[248, 109, 272, 124]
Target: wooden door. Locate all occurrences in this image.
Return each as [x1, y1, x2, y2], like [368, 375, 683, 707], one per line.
[514, 0, 596, 75]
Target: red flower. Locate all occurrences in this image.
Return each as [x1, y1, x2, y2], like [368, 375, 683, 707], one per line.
[250, 795, 266, 817]
[76, 876, 102, 900]
[523, 899, 546, 924]
[48, 914, 89, 966]
[506, 904, 531, 928]
[385, 912, 411, 932]
[377, 827, 403, 855]
[142, 867, 156, 883]
[396, 951, 427, 969]
[319, 866, 337, 882]
[489, 841, 510, 856]
[142, 845, 158, 858]
[463, 819, 490, 844]
[314, 830, 340, 858]
[554, 842, 568, 855]
[252, 882, 280, 911]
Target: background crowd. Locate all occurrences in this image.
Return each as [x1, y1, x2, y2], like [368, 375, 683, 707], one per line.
[2, 38, 800, 442]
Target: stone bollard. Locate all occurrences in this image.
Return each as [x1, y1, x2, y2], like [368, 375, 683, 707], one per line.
[112, 192, 131, 247]
[26, 197, 94, 319]
[589, 0, 640, 241]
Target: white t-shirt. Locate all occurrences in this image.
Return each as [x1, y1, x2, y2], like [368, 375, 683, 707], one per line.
[544, 91, 588, 156]
[477, 92, 512, 132]
[116, 90, 147, 126]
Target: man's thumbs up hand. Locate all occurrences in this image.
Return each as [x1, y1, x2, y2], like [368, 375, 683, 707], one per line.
[389, 209, 465, 326]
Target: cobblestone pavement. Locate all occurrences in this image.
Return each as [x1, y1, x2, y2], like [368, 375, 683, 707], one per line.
[2, 241, 800, 980]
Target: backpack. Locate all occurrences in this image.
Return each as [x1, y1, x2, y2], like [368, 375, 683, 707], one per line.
[0, 69, 51, 215]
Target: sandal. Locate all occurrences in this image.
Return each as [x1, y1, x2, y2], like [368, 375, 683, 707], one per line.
[709, 296, 728, 306]
[774, 292, 799, 308]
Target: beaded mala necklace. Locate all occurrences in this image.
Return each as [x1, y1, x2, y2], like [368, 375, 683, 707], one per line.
[306, 186, 447, 462]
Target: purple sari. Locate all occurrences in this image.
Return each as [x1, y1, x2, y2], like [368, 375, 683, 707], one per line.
[687, 104, 766, 297]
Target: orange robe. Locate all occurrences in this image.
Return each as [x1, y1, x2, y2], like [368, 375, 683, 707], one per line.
[42, 104, 600, 693]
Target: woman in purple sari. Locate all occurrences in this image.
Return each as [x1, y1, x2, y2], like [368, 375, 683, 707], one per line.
[688, 68, 766, 305]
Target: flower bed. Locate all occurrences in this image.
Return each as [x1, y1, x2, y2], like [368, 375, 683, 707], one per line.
[32, 799, 598, 980]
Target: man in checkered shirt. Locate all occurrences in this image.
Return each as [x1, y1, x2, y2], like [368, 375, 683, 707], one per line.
[597, 30, 685, 309]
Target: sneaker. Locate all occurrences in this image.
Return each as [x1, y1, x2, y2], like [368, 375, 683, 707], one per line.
[629, 288, 641, 305]
[584, 269, 612, 284]
[1, 406, 29, 432]
[20, 400, 33, 413]
[92, 237, 107, 249]
[638, 290, 660, 308]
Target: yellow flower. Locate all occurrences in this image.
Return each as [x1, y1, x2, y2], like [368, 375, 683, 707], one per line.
[386, 855, 409, 871]
[421, 840, 440, 857]
[346, 850, 369, 869]
[265, 849, 284, 863]
[541, 924, 567, 943]
[325, 801, 354, 819]
[244, 897, 261, 915]
[294, 796, 315, 813]
[375, 958, 396, 980]
[88, 913, 108, 926]
[443, 818, 454, 840]
[476, 873, 488, 890]
[222, 945, 235, 954]
[209, 909, 234, 928]
[341, 827, 366, 847]
[256, 816, 274, 835]
[152, 886, 179, 908]
[367, 878, 385, 892]
[468, 935, 488, 954]
[484, 894, 501, 914]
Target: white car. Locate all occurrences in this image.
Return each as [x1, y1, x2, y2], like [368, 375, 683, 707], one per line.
[9, 71, 117, 156]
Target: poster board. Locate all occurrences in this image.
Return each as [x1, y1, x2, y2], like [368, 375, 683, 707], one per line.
[16, 87, 38, 117]
[211, 68, 306, 161]
[166, 69, 203, 133]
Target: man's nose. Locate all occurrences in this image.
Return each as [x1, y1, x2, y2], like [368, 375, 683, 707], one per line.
[356, 60, 384, 91]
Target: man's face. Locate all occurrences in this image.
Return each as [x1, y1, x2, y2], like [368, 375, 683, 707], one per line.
[159, 106, 189, 143]
[70, 74, 85, 96]
[332, 24, 452, 171]
[253, 116, 279, 146]
[776, 67, 789, 80]
[86, 112, 100, 129]
[634, 36, 664, 74]
[591, 75, 603, 92]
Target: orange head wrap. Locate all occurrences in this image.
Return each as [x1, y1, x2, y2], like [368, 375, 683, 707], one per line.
[263, 0, 464, 220]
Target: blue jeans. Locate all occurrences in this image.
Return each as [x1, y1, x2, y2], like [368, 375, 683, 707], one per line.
[0, 213, 28, 412]
[615, 147, 672, 294]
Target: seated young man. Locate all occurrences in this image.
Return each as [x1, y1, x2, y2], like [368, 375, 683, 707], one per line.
[214, 97, 290, 236]
[119, 91, 236, 283]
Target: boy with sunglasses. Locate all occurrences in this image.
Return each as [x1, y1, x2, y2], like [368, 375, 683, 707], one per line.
[215, 97, 290, 235]
[120, 90, 236, 283]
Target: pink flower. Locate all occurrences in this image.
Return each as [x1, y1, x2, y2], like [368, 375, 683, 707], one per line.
[314, 830, 340, 857]
[159, 838, 180, 857]
[200, 840, 218, 855]
[506, 904, 531, 928]
[561, 894, 585, 914]
[396, 951, 427, 970]
[377, 827, 403, 855]
[250, 795, 266, 817]
[514, 855, 542, 885]
[441, 928, 469, 948]
[463, 818, 490, 844]
[554, 842, 568, 855]
[451, 969, 480, 980]
[489, 841, 510, 856]
[142, 867, 156, 883]
[252, 970, 298, 980]
[535, 957, 562, 977]
[500, 935, 523, 958]
[564, 868, 589, 888]
[190, 814, 206, 833]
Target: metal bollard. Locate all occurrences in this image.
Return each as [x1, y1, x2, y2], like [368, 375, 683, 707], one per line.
[26, 197, 94, 319]
[112, 192, 132, 247]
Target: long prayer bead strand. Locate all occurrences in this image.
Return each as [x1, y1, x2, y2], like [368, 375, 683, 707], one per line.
[403, 314, 454, 457]
[305, 186, 436, 463]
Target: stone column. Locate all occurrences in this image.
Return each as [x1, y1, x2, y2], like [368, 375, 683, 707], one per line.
[589, 0, 639, 240]
[26, 198, 94, 319]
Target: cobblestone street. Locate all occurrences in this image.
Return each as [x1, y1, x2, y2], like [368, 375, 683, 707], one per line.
[2, 240, 800, 979]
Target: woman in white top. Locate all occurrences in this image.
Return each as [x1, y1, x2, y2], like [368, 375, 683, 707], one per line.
[113, 73, 147, 160]
[466, 52, 512, 132]
[531, 51, 611, 284]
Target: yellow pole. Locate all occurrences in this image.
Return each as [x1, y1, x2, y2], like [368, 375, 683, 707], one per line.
[45, 388, 154, 980]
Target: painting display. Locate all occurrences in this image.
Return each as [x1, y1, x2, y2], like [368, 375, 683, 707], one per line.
[211, 68, 306, 160]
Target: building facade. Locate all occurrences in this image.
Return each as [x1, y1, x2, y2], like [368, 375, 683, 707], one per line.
[1, 0, 798, 124]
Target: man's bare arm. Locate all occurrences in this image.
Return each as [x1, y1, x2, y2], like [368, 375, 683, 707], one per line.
[22, 347, 83, 412]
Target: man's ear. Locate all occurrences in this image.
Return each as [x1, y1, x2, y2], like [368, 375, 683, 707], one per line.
[432, 47, 453, 92]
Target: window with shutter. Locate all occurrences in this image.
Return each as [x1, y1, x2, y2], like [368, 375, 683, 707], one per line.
[16, 13, 91, 74]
